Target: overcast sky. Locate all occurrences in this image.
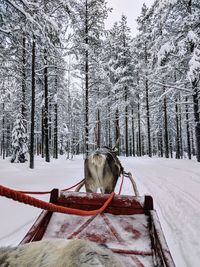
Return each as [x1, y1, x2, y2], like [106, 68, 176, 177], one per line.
[105, 0, 155, 36]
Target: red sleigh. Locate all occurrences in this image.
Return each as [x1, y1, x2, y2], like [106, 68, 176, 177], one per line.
[18, 189, 176, 267]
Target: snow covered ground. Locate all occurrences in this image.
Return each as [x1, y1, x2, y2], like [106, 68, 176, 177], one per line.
[0, 155, 200, 267]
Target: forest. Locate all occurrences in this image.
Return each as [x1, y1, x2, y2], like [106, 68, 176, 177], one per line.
[0, 0, 200, 168]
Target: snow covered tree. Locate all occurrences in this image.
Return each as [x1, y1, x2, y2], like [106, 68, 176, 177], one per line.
[103, 16, 134, 155]
[1, 0, 71, 166]
[1, 0, 200, 163]
[151, 0, 200, 160]
[11, 115, 28, 163]
[117, 15, 134, 156]
[136, 4, 154, 157]
[70, 0, 110, 155]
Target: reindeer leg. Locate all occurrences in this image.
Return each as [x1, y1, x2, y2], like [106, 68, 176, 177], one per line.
[75, 179, 98, 193]
[85, 179, 98, 193]
[105, 188, 112, 194]
[99, 187, 103, 194]
[104, 176, 117, 194]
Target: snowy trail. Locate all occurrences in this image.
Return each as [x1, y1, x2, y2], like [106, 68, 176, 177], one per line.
[0, 156, 200, 267]
[0, 156, 85, 246]
[122, 157, 200, 267]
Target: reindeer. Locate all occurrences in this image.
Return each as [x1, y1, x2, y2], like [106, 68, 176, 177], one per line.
[0, 239, 123, 267]
[76, 145, 124, 194]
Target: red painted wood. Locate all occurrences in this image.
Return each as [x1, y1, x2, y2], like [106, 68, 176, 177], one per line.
[149, 210, 176, 267]
[111, 248, 152, 256]
[58, 191, 145, 215]
[144, 195, 154, 214]
[19, 189, 59, 244]
[131, 255, 146, 267]
[67, 215, 97, 239]
[20, 210, 50, 244]
[101, 213, 124, 242]
[20, 190, 176, 267]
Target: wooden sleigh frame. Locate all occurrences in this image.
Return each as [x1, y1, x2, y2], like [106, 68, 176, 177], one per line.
[20, 189, 176, 267]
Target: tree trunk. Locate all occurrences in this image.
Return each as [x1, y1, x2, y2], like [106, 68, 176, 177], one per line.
[137, 101, 141, 156]
[97, 109, 101, 148]
[152, 134, 155, 155]
[109, 121, 111, 148]
[85, 0, 89, 156]
[49, 101, 52, 155]
[115, 108, 120, 154]
[191, 129, 196, 156]
[129, 136, 132, 156]
[53, 76, 58, 159]
[22, 37, 26, 123]
[169, 135, 173, 158]
[36, 124, 40, 155]
[108, 109, 111, 148]
[185, 97, 191, 159]
[158, 129, 163, 157]
[145, 78, 152, 157]
[44, 49, 50, 162]
[144, 43, 151, 157]
[131, 105, 135, 156]
[6, 118, 11, 157]
[105, 108, 111, 148]
[125, 86, 129, 157]
[2, 102, 5, 159]
[41, 107, 45, 158]
[163, 86, 169, 158]
[175, 98, 180, 159]
[179, 94, 183, 158]
[30, 39, 36, 169]
[188, 0, 192, 14]
[141, 134, 145, 156]
[192, 80, 200, 162]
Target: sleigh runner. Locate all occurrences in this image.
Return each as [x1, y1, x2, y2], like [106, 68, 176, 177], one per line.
[19, 189, 176, 267]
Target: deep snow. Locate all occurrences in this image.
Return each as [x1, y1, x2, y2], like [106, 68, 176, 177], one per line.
[0, 155, 200, 267]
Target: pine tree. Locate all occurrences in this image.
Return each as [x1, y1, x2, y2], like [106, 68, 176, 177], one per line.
[11, 115, 28, 163]
[70, 0, 110, 155]
[103, 17, 133, 155]
[137, 4, 153, 157]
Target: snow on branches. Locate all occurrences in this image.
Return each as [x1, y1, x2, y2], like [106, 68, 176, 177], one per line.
[11, 115, 28, 163]
[188, 48, 200, 82]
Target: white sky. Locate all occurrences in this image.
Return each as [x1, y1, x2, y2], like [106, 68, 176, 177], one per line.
[105, 0, 155, 36]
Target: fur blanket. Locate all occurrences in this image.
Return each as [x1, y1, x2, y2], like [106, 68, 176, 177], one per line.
[0, 239, 123, 267]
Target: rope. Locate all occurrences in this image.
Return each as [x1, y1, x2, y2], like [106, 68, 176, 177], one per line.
[62, 179, 85, 191]
[0, 185, 115, 216]
[17, 179, 85, 195]
[118, 174, 124, 195]
[18, 190, 51, 194]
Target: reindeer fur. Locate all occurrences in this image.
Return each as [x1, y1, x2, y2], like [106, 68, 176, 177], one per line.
[0, 239, 123, 267]
[84, 148, 123, 194]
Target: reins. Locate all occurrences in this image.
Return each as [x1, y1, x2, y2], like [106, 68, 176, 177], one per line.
[0, 184, 115, 216]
